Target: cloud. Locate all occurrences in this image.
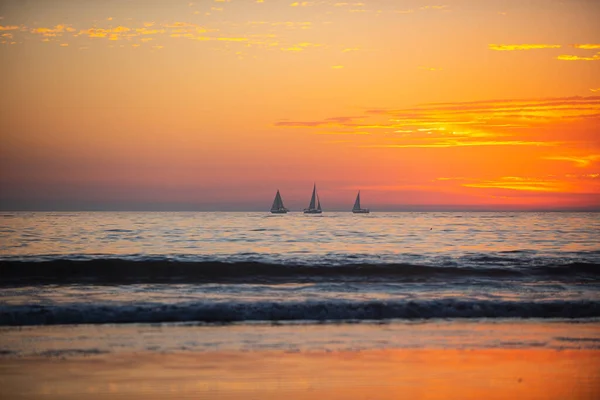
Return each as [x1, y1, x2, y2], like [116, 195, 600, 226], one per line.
[544, 155, 600, 167]
[4, 18, 297, 52]
[3, 17, 319, 51]
[572, 44, 600, 49]
[276, 95, 599, 149]
[276, 116, 361, 127]
[32, 24, 76, 38]
[217, 37, 248, 41]
[462, 177, 565, 192]
[436, 177, 468, 181]
[314, 131, 370, 135]
[363, 140, 558, 149]
[488, 44, 561, 51]
[281, 42, 322, 51]
[367, 96, 600, 122]
[420, 5, 448, 10]
[432, 175, 599, 198]
[557, 53, 600, 61]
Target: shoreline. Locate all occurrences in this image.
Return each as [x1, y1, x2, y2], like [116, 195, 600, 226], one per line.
[2, 319, 600, 355]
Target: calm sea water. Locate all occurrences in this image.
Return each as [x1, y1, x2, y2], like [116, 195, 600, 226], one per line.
[1, 212, 599, 327]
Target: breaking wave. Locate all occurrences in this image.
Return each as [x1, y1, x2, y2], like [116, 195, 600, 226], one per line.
[1, 299, 598, 326]
[1, 258, 598, 285]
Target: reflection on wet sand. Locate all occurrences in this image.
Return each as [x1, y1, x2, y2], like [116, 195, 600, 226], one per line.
[2, 349, 599, 399]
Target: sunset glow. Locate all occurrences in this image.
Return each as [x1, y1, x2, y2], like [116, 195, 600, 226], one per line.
[1, 0, 599, 210]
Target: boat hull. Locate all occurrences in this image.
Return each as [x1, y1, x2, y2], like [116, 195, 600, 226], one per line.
[352, 209, 370, 214]
[271, 209, 288, 214]
[303, 209, 322, 214]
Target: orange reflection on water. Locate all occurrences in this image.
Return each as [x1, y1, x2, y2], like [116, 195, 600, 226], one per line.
[2, 349, 599, 400]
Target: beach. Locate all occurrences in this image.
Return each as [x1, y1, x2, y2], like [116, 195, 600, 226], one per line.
[2, 321, 599, 400]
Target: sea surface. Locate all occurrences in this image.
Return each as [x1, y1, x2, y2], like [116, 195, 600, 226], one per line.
[1, 211, 599, 333]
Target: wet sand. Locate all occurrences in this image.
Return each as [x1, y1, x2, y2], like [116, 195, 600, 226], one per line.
[2, 321, 599, 399]
[2, 348, 599, 399]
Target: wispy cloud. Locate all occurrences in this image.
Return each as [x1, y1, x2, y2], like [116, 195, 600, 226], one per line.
[281, 42, 322, 52]
[557, 53, 600, 61]
[315, 130, 370, 135]
[462, 176, 566, 192]
[32, 24, 76, 37]
[420, 5, 448, 10]
[0, 19, 318, 52]
[363, 140, 558, 149]
[572, 44, 600, 49]
[488, 44, 561, 51]
[544, 155, 600, 167]
[276, 96, 600, 149]
[276, 116, 362, 127]
[432, 175, 600, 197]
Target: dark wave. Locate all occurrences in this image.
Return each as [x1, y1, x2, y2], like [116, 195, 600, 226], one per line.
[1, 299, 598, 326]
[0, 259, 598, 285]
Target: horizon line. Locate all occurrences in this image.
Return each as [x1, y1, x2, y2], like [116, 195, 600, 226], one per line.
[1, 208, 599, 213]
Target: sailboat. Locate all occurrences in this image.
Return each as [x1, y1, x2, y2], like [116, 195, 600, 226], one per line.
[270, 190, 289, 214]
[352, 191, 370, 213]
[303, 184, 322, 214]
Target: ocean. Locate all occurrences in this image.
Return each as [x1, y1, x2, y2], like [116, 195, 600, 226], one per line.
[1, 211, 599, 329]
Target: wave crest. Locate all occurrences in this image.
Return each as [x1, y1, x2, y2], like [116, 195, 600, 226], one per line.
[1, 259, 598, 285]
[1, 299, 598, 326]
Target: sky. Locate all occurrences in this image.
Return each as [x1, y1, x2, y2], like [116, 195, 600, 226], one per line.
[0, 0, 599, 211]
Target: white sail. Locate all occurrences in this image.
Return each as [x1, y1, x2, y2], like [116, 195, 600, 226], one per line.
[353, 191, 361, 211]
[317, 195, 322, 211]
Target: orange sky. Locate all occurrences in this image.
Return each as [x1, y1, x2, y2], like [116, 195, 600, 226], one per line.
[0, 0, 599, 210]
